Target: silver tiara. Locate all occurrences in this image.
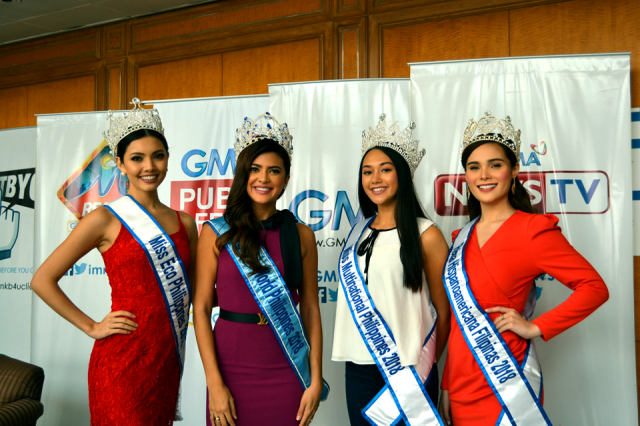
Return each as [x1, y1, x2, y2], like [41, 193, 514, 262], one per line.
[362, 113, 425, 177]
[103, 98, 165, 157]
[461, 111, 521, 158]
[235, 112, 293, 161]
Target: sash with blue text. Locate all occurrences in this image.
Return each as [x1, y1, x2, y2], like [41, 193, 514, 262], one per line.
[339, 218, 443, 426]
[206, 217, 330, 401]
[105, 195, 191, 419]
[443, 218, 550, 426]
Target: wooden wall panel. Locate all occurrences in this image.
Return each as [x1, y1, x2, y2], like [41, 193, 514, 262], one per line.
[134, 0, 323, 46]
[510, 0, 640, 105]
[137, 54, 223, 101]
[336, 0, 366, 19]
[222, 39, 321, 96]
[0, 28, 100, 77]
[26, 76, 96, 126]
[0, 87, 28, 129]
[381, 11, 509, 77]
[108, 66, 122, 110]
[0, 37, 97, 70]
[104, 23, 127, 59]
[342, 27, 360, 79]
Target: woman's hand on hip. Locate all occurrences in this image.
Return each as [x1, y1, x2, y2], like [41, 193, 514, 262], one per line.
[439, 389, 453, 425]
[486, 307, 542, 339]
[297, 381, 322, 425]
[209, 383, 237, 426]
[87, 310, 138, 340]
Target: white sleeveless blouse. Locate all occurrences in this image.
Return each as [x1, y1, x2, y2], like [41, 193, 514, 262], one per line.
[331, 217, 437, 367]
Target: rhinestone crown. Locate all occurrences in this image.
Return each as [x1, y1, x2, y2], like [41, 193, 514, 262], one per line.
[362, 113, 425, 177]
[235, 112, 293, 162]
[103, 98, 165, 157]
[461, 111, 521, 158]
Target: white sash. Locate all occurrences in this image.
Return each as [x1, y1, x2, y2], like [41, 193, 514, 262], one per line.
[443, 218, 551, 426]
[339, 218, 443, 426]
[106, 195, 191, 420]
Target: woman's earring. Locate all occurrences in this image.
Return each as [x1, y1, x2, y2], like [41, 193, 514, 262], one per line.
[467, 186, 471, 199]
[121, 171, 126, 177]
[511, 178, 516, 195]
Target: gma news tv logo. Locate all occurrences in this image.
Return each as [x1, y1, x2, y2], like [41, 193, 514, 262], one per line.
[434, 171, 610, 216]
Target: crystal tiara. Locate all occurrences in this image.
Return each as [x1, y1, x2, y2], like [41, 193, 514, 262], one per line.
[103, 98, 165, 157]
[235, 112, 293, 162]
[362, 113, 425, 177]
[461, 111, 521, 159]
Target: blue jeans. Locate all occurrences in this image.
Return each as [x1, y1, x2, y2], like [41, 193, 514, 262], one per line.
[345, 361, 439, 426]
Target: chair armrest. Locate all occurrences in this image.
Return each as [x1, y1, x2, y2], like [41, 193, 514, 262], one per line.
[0, 398, 44, 426]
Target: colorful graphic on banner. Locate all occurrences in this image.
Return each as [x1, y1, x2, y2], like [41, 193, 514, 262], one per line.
[411, 54, 635, 426]
[57, 141, 126, 219]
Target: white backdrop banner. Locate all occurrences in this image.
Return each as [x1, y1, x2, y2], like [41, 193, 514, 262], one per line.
[632, 108, 640, 254]
[35, 111, 115, 425]
[269, 79, 411, 425]
[153, 95, 269, 426]
[410, 54, 636, 426]
[0, 126, 36, 363]
[33, 95, 269, 426]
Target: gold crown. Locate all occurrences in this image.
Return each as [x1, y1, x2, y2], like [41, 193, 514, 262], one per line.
[103, 98, 165, 157]
[461, 111, 521, 158]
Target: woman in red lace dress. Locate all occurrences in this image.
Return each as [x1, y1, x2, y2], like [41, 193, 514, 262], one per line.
[31, 100, 198, 426]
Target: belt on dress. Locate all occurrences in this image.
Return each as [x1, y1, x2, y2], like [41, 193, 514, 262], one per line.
[219, 308, 269, 325]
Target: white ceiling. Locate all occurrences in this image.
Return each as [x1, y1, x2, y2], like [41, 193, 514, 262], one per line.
[0, 0, 219, 46]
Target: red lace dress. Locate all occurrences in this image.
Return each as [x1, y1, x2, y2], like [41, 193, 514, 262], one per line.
[88, 212, 190, 426]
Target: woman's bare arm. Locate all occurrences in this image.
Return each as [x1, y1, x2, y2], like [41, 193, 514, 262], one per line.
[30, 207, 138, 339]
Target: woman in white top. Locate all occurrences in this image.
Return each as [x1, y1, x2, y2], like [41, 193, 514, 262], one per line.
[332, 115, 451, 425]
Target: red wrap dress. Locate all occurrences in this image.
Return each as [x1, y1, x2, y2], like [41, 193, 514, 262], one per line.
[88, 212, 189, 426]
[442, 211, 608, 425]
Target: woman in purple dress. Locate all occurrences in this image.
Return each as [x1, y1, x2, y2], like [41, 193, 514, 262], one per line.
[193, 113, 324, 426]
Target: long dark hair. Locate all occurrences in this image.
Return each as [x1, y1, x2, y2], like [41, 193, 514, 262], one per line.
[358, 147, 426, 293]
[216, 139, 291, 274]
[116, 129, 168, 161]
[462, 141, 536, 220]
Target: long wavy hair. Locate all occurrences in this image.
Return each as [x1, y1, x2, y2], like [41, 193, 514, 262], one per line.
[216, 139, 290, 274]
[358, 147, 426, 293]
[462, 141, 536, 220]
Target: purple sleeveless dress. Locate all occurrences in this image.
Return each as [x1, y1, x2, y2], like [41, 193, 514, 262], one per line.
[207, 227, 303, 426]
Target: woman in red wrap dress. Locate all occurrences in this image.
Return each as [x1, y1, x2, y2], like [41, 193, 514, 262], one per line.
[438, 111, 609, 425]
[32, 99, 198, 425]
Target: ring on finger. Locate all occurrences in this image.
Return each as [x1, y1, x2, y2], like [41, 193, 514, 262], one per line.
[500, 314, 504, 321]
